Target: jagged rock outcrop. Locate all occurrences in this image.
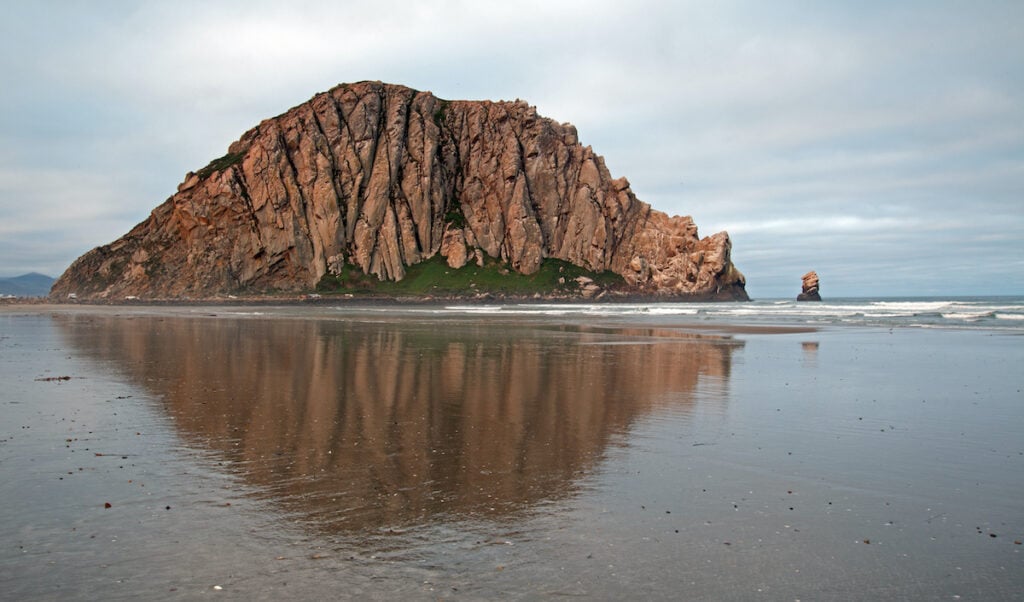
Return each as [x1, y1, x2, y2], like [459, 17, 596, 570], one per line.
[51, 81, 747, 300]
[797, 271, 821, 301]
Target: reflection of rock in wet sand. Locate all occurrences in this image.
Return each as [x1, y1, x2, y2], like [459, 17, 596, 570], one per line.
[55, 314, 740, 532]
[801, 341, 820, 367]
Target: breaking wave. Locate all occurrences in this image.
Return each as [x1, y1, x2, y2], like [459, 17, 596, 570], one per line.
[390, 297, 1024, 331]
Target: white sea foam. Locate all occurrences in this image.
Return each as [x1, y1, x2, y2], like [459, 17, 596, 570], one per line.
[869, 301, 951, 312]
[644, 307, 700, 315]
[443, 305, 505, 313]
[385, 297, 1024, 330]
[941, 312, 995, 320]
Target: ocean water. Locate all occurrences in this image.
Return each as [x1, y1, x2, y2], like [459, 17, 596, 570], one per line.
[372, 296, 1024, 331]
[1, 299, 1022, 600]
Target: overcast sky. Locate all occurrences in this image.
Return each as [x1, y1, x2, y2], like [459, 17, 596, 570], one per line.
[1, 1, 1021, 297]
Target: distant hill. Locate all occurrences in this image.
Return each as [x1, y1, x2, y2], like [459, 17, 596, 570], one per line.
[0, 273, 55, 297]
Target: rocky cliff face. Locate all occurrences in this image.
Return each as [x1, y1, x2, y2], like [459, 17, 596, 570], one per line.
[51, 81, 747, 300]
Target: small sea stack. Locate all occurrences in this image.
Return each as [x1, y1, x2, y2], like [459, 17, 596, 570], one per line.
[797, 271, 821, 301]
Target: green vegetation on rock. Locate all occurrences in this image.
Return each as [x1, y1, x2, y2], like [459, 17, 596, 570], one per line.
[432, 99, 450, 127]
[443, 204, 466, 229]
[196, 152, 246, 180]
[316, 255, 623, 297]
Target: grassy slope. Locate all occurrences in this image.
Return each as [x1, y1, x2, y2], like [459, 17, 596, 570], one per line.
[316, 255, 623, 297]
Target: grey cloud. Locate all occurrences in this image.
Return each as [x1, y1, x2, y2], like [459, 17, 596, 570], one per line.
[0, 1, 1020, 297]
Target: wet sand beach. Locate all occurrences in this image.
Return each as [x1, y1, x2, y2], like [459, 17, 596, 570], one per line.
[1, 304, 1022, 599]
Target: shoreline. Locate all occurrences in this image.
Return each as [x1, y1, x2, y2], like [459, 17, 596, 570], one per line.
[2, 290, 748, 307]
[1, 302, 819, 336]
[9, 296, 1021, 334]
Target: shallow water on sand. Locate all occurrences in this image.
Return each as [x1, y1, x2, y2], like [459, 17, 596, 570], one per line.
[1, 307, 1022, 600]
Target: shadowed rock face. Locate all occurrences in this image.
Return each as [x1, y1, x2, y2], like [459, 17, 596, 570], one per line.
[53, 314, 740, 532]
[51, 81, 747, 300]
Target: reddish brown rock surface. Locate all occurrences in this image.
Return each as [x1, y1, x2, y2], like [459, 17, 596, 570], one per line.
[797, 271, 821, 301]
[51, 81, 747, 301]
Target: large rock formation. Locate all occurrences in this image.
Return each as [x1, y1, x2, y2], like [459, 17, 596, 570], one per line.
[51, 81, 747, 301]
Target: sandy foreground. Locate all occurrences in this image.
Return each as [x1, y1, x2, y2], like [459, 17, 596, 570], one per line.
[1, 305, 1020, 599]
